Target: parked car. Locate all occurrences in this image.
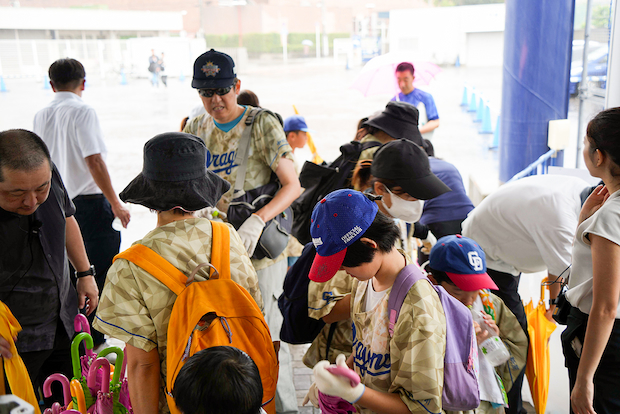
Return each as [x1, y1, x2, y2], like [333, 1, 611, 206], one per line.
[569, 44, 609, 95]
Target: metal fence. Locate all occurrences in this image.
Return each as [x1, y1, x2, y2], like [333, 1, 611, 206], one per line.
[0, 37, 208, 81]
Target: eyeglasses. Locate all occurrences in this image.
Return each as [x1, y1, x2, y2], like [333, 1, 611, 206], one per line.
[198, 85, 234, 98]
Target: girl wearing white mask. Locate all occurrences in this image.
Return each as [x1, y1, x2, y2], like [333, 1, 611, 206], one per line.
[352, 139, 451, 253]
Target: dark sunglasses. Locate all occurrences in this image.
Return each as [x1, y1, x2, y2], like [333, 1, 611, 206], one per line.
[198, 85, 234, 98]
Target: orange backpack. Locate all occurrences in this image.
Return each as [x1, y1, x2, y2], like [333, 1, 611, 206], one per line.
[114, 221, 279, 414]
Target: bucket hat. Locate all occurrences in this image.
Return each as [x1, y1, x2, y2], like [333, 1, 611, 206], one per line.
[429, 235, 498, 291]
[371, 139, 451, 200]
[363, 101, 424, 146]
[192, 49, 237, 89]
[120, 132, 230, 211]
[308, 189, 378, 283]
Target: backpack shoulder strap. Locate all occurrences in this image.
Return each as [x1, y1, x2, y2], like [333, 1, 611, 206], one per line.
[387, 264, 427, 336]
[114, 245, 187, 296]
[233, 107, 263, 198]
[360, 140, 382, 151]
[210, 220, 230, 280]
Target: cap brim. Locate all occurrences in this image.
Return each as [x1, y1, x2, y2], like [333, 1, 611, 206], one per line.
[398, 173, 451, 200]
[446, 272, 498, 291]
[308, 248, 347, 283]
[191, 77, 236, 89]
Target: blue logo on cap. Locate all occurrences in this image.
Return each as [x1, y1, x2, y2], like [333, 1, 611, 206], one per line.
[429, 235, 487, 275]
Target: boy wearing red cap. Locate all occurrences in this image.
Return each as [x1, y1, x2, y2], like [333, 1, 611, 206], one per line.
[427, 235, 528, 414]
[304, 189, 446, 414]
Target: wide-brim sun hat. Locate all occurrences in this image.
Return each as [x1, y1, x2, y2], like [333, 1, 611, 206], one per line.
[371, 139, 451, 200]
[363, 101, 424, 146]
[120, 132, 230, 211]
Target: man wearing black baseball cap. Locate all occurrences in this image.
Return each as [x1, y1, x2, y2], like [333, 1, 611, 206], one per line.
[357, 101, 424, 162]
[184, 49, 301, 414]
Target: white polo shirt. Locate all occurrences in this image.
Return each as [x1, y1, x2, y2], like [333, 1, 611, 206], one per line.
[462, 175, 588, 276]
[33, 92, 106, 200]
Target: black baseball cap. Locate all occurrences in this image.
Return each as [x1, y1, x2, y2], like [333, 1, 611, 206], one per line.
[371, 139, 451, 200]
[192, 49, 237, 89]
[363, 102, 424, 146]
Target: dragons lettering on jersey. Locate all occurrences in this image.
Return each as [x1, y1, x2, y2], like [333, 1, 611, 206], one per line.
[206, 150, 238, 174]
[352, 324, 391, 377]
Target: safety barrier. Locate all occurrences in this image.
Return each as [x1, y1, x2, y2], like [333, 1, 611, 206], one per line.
[459, 85, 499, 148]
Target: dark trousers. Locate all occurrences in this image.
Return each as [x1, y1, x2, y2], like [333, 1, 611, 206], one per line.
[562, 306, 620, 414]
[487, 268, 528, 414]
[417, 219, 465, 265]
[72, 195, 120, 346]
[17, 321, 73, 407]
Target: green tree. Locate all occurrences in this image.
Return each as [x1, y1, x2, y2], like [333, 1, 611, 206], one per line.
[591, 5, 610, 29]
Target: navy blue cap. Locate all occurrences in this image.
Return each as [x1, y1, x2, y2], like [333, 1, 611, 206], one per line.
[192, 49, 237, 89]
[283, 115, 314, 133]
[429, 235, 497, 291]
[308, 189, 378, 282]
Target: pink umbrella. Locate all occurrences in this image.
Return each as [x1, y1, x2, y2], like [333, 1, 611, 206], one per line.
[87, 358, 113, 414]
[43, 373, 72, 414]
[96, 347, 131, 414]
[74, 315, 97, 380]
[351, 52, 442, 97]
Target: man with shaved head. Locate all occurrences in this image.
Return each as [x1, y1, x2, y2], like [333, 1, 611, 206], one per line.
[0, 129, 98, 400]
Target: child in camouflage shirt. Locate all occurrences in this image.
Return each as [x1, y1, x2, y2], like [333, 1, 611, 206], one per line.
[427, 235, 528, 414]
[304, 189, 446, 414]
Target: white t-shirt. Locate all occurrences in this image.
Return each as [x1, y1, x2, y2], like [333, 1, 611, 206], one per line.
[33, 92, 106, 199]
[566, 189, 620, 317]
[364, 279, 389, 312]
[462, 175, 588, 276]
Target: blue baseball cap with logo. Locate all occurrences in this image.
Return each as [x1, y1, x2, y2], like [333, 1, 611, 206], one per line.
[192, 49, 237, 89]
[283, 115, 315, 133]
[308, 189, 378, 283]
[429, 235, 498, 291]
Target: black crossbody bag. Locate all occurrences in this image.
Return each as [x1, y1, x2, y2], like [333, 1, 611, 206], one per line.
[226, 108, 293, 260]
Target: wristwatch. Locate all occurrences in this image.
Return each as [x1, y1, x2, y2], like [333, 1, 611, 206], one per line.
[76, 265, 96, 279]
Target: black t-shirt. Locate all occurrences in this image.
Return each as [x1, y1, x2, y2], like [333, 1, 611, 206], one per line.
[0, 164, 77, 352]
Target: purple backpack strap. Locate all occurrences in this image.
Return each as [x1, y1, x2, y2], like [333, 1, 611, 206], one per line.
[387, 264, 426, 336]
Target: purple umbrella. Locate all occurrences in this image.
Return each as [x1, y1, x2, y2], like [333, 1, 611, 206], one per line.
[43, 373, 72, 413]
[87, 358, 113, 414]
[74, 315, 97, 378]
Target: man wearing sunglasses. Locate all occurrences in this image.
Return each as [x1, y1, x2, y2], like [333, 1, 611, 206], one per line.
[184, 49, 301, 414]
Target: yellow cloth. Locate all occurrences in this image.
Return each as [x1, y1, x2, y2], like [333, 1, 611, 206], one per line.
[0, 301, 41, 414]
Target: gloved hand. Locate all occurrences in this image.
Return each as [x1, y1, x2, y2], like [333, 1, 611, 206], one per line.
[421, 231, 437, 254]
[302, 382, 319, 408]
[314, 354, 365, 403]
[236, 214, 265, 256]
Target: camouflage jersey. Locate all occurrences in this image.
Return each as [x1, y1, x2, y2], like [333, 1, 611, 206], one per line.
[358, 133, 382, 162]
[184, 106, 294, 270]
[303, 270, 355, 368]
[93, 218, 263, 414]
[350, 273, 446, 414]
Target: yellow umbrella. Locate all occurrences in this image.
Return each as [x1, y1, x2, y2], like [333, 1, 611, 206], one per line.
[292, 105, 323, 164]
[524, 279, 557, 414]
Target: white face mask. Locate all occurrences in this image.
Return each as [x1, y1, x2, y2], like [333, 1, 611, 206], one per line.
[381, 187, 424, 223]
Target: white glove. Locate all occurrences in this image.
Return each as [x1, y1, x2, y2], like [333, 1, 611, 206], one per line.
[314, 354, 365, 404]
[421, 231, 437, 254]
[236, 214, 265, 256]
[302, 382, 319, 408]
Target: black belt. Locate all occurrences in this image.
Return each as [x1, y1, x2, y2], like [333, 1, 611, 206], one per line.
[73, 194, 104, 201]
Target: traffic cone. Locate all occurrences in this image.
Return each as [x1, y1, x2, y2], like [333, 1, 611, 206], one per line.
[489, 115, 500, 149]
[120, 69, 127, 85]
[468, 92, 477, 112]
[455, 55, 460, 67]
[179, 71, 185, 82]
[0, 76, 6, 92]
[460, 86, 468, 106]
[475, 97, 484, 122]
[480, 104, 493, 134]
[43, 74, 51, 89]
